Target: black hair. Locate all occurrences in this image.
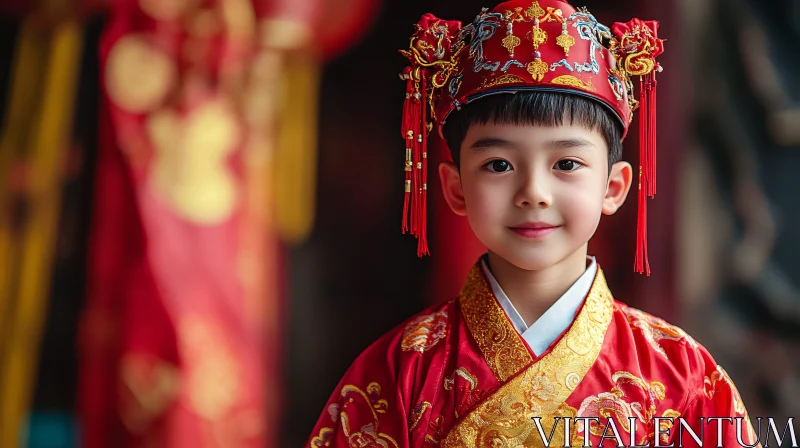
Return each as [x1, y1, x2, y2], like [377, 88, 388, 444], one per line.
[441, 91, 623, 172]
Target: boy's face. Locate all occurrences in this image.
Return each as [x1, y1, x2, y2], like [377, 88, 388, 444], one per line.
[439, 121, 633, 272]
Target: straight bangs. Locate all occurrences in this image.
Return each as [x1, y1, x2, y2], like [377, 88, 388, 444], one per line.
[442, 91, 623, 168]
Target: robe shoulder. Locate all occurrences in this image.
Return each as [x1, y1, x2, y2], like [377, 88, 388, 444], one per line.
[610, 300, 729, 408]
[306, 299, 458, 447]
[349, 297, 458, 376]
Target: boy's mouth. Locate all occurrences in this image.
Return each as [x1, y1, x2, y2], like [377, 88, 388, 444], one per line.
[508, 222, 560, 238]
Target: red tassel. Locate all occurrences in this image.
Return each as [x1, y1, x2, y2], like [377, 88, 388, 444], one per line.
[401, 68, 415, 234]
[634, 73, 656, 276]
[648, 71, 658, 198]
[418, 75, 430, 256]
[399, 67, 430, 256]
[634, 169, 650, 276]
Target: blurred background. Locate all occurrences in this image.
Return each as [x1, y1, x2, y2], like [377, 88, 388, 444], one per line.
[0, 0, 797, 446]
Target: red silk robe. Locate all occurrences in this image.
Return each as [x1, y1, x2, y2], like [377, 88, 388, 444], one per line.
[307, 261, 760, 447]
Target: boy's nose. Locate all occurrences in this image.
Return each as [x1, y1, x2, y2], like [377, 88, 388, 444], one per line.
[514, 175, 552, 208]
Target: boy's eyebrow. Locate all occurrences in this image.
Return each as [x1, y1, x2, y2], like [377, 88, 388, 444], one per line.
[468, 137, 521, 151]
[544, 138, 597, 150]
[469, 137, 597, 152]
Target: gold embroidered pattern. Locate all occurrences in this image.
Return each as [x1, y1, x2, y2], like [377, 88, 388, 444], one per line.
[552, 75, 595, 91]
[445, 268, 615, 447]
[443, 367, 487, 418]
[705, 365, 757, 445]
[409, 401, 432, 431]
[480, 74, 526, 89]
[704, 365, 745, 414]
[576, 371, 669, 445]
[401, 310, 448, 352]
[622, 307, 698, 359]
[426, 416, 445, 446]
[310, 427, 334, 447]
[443, 368, 478, 391]
[658, 409, 682, 445]
[458, 265, 534, 381]
[312, 381, 399, 448]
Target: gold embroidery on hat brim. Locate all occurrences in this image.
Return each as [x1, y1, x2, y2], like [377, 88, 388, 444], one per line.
[480, 73, 526, 89]
[552, 74, 595, 91]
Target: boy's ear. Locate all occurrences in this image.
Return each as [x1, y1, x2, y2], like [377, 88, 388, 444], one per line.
[439, 161, 468, 217]
[603, 161, 633, 215]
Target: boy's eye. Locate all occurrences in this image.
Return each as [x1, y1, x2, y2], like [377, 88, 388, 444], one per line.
[485, 160, 512, 172]
[554, 160, 582, 171]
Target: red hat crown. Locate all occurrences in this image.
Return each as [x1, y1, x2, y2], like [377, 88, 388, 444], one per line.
[399, 0, 664, 275]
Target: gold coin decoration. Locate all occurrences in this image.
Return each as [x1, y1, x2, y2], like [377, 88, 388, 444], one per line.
[552, 75, 595, 91]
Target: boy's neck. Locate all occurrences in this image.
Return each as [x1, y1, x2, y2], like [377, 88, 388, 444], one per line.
[485, 246, 589, 327]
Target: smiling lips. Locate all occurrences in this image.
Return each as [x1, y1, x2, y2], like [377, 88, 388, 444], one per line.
[509, 222, 560, 238]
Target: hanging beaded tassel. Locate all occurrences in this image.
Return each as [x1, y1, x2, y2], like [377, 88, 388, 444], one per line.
[633, 66, 661, 276]
[400, 67, 430, 256]
[634, 75, 651, 276]
[612, 19, 664, 275]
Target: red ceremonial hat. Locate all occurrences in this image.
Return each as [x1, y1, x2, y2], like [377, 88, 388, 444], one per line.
[399, 0, 664, 275]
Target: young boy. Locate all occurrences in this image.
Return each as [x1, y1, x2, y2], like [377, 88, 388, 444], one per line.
[308, 1, 761, 447]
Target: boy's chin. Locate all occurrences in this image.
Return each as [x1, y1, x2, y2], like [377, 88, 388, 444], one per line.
[490, 250, 566, 272]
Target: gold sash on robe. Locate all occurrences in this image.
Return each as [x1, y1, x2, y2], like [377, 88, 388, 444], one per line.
[446, 264, 615, 447]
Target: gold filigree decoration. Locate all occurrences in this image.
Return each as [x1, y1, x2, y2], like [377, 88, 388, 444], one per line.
[479, 73, 526, 89]
[530, 25, 548, 49]
[401, 310, 448, 352]
[525, 0, 545, 19]
[622, 306, 698, 359]
[551, 75, 595, 91]
[501, 34, 521, 57]
[458, 266, 534, 382]
[556, 23, 575, 56]
[445, 268, 615, 447]
[502, 7, 526, 57]
[527, 59, 549, 82]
